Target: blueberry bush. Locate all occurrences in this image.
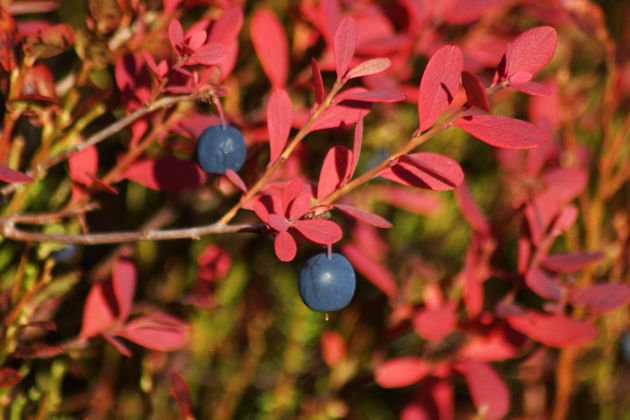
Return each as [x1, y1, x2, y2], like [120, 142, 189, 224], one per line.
[1, 0, 629, 419]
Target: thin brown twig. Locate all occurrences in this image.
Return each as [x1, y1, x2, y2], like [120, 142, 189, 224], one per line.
[1, 203, 100, 225]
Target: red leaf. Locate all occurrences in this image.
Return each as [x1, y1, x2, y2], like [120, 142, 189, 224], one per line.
[338, 89, 405, 103]
[506, 26, 557, 80]
[378, 153, 464, 191]
[0, 165, 33, 183]
[377, 186, 441, 215]
[506, 311, 598, 347]
[550, 205, 578, 236]
[459, 328, 522, 361]
[225, 169, 247, 193]
[267, 88, 292, 165]
[311, 58, 325, 104]
[335, 204, 392, 228]
[197, 244, 231, 281]
[541, 167, 588, 204]
[455, 181, 490, 235]
[418, 45, 463, 131]
[0, 368, 22, 389]
[541, 252, 603, 273]
[317, 146, 353, 201]
[118, 314, 188, 352]
[525, 267, 562, 300]
[321, 330, 346, 367]
[168, 19, 184, 51]
[123, 157, 207, 191]
[342, 243, 397, 298]
[443, 0, 500, 24]
[113, 258, 136, 322]
[413, 305, 457, 341]
[209, 7, 243, 44]
[102, 333, 132, 357]
[187, 42, 225, 66]
[169, 370, 194, 420]
[375, 357, 430, 388]
[293, 219, 342, 245]
[79, 281, 117, 339]
[274, 231, 297, 262]
[461, 71, 489, 111]
[510, 81, 552, 96]
[68, 146, 98, 185]
[457, 360, 510, 420]
[288, 194, 312, 220]
[308, 102, 370, 132]
[334, 17, 357, 79]
[346, 58, 392, 79]
[251, 9, 289, 87]
[350, 118, 363, 177]
[455, 114, 549, 149]
[570, 284, 630, 314]
[268, 213, 290, 232]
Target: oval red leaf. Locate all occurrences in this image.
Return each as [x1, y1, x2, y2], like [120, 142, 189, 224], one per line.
[113, 257, 136, 322]
[274, 231, 297, 262]
[334, 17, 357, 79]
[413, 306, 457, 341]
[541, 252, 603, 273]
[375, 357, 430, 388]
[525, 266, 563, 300]
[123, 157, 207, 191]
[418, 45, 463, 131]
[250, 9, 289, 87]
[455, 114, 549, 149]
[570, 284, 630, 315]
[0, 164, 34, 183]
[461, 71, 489, 111]
[321, 330, 346, 367]
[346, 58, 392, 79]
[293, 219, 342, 245]
[267, 88, 292, 165]
[342, 243, 397, 298]
[457, 360, 510, 420]
[338, 89, 405, 103]
[335, 204, 392, 228]
[317, 145, 353, 201]
[506, 26, 557, 80]
[454, 181, 490, 235]
[118, 314, 188, 352]
[311, 58, 325, 104]
[79, 281, 117, 339]
[0, 368, 23, 389]
[225, 169, 247, 193]
[506, 311, 598, 347]
[378, 153, 464, 191]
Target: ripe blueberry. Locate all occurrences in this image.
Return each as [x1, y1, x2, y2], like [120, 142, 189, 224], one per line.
[196, 125, 246, 175]
[299, 253, 356, 312]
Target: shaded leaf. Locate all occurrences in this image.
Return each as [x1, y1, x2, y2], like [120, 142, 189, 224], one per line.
[168, 19, 184, 51]
[375, 357, 430, 388]
[333, 17, 357, 79]
[267, 88, 292, 165]
[317, 146, 353, 201]
[123, 157, 207, 191]
[454, 181, 490, 235]
[113, 257, 136, 322]
[525, 267, 562, 300]
[311, 58, 325, 104]
[288, 194, 312, 220]
[541, 252, 603, 273]
[0, 165, 33, 183]
[506, 311, 598, 347]
[461, 71, 489, 111]
[455, 114, 548, 149]
[346, 58, 392, 79]
[342, 243, 397, 298]
[510, 81, 552, 96]
[338, 89, 405, 103]
[268, 213, 290, 232]
[225, 169, 247, 193]
[418, 45, 463, 131]
[350, 118, 363, 177]
[457, 360, 510, 420]
[378, 153, 464, 191]
[0, 368, 22, 389]
[169, 370, 194, 420]
[251, 9, 289, 87]
[69, 147, 98, 186]
[335, 204, 392, 228]
[293, 219, 342, 245]
[23, 23, 74, 60]
[79, 281, 117, 339]
[570, 284, 630, 315]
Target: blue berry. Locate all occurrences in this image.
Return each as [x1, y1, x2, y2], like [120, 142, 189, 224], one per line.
[299, 253, 356, 312]
[196, 125, 246, 175]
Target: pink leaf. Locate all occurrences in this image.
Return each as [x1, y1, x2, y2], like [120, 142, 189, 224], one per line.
[377, 186, 441, 215]
[375, 357, 430, 388]
[197, 244, 231, 281]
[378, 153, 464, 191]
[413, 306, 457, 341]
[570, 284, 630, 315]
[461, 71, 489, 111]
[350, 118, 363, 177]
[454, 182, 490, 235]
[455, 114, 549, 149]
[288, 194, 312, 220]
[209, 7, 243, 44]
[418, 45, 463, 131]
[0, 165, 33, 183]
[168, 19, 184, 51]
[541, 252, 604, 273]
[79, 282, 117, 339]
[308, 102, 370, 132]
[250, 9, 289, 88]
[338, 89, 405, 103]
[525, 267, 562, 300]
[335, 204, 392, 228]
[293, 219, 342, 245]
[443, 0, 500, 24]
[102, 333, 132, 357]
[169, 370, 194, 420]
[274, 231, 297, 262]
[267, 88, 292, 165]
[506, 311, 598, 347]
[321, 330, 346, 367]
[317, 146, 353, 201]
[68, 147, 98, 186]
[187, 42, 225, 66]
[311, 58, 325, 104]
[225, 169, 247, 193]
[123, 157, 207, 191]
[118, 314, 188, 352]
[506, 26, 557, 80]
[541, 167, 588, 204]
[342, 243, 397, 298]
[457, 360, 510, 420]
[346, 58, 392, 79]
[113, 257, 136, 322]
[268, 213, 290, 232]
[510, 81, 552, 96]
[334, 17, 357, 79]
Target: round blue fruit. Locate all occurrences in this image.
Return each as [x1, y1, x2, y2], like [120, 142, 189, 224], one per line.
[299, 253, 356, 312]
[196, 125, 246, 175]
